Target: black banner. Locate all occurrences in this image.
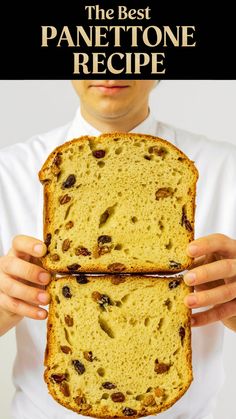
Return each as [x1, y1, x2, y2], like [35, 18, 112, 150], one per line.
[1, 1, 235, 79]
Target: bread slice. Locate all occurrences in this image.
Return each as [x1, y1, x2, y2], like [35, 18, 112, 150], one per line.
[44, 275, 193, 418]
[39, 133, 198, 273]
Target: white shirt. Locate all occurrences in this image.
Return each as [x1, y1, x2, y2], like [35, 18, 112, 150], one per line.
[1, 107, 236, 419]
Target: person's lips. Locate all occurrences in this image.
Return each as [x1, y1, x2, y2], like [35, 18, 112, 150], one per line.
[89, 84, 129, 95]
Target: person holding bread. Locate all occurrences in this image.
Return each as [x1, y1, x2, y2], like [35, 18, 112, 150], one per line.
[0, 80, 236, 419]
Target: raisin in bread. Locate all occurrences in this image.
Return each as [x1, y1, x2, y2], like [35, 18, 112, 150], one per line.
[44, 275, 193, 418]
[39, 133, 198, 274]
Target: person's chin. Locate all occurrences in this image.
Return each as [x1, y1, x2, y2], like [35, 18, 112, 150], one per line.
[93, 98, 128, 115]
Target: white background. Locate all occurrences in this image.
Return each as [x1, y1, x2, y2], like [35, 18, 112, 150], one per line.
[0, 80, 235, 419]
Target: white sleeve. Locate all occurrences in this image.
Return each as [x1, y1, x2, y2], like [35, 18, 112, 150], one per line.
[0, 171, 3, 256]
[0, 233, 3, 256]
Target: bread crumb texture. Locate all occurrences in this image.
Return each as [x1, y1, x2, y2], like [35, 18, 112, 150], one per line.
[44, 275, 193, 418]
[39, 133, 198, 273]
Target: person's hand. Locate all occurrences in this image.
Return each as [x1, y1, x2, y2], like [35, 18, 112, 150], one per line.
[0, 235, 51, 331]
[184, 234, 236, 331]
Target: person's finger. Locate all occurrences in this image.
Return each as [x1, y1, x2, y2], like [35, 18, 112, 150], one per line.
[0, 292, 48, 320]
[0, 256, 51, 285]
[184, 259, 236, 286]
[0, 273, 50, 306]
[194, 279, 225, 293]
[187, 255, 207, 270]
[191, 300, 236, 327]
[184, 280, 236, 308]
[8, 235, 47, 259]
[187, 234, 236, 259]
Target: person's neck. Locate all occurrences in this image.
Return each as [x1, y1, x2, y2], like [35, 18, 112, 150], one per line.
[80, 107, 150, 133]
